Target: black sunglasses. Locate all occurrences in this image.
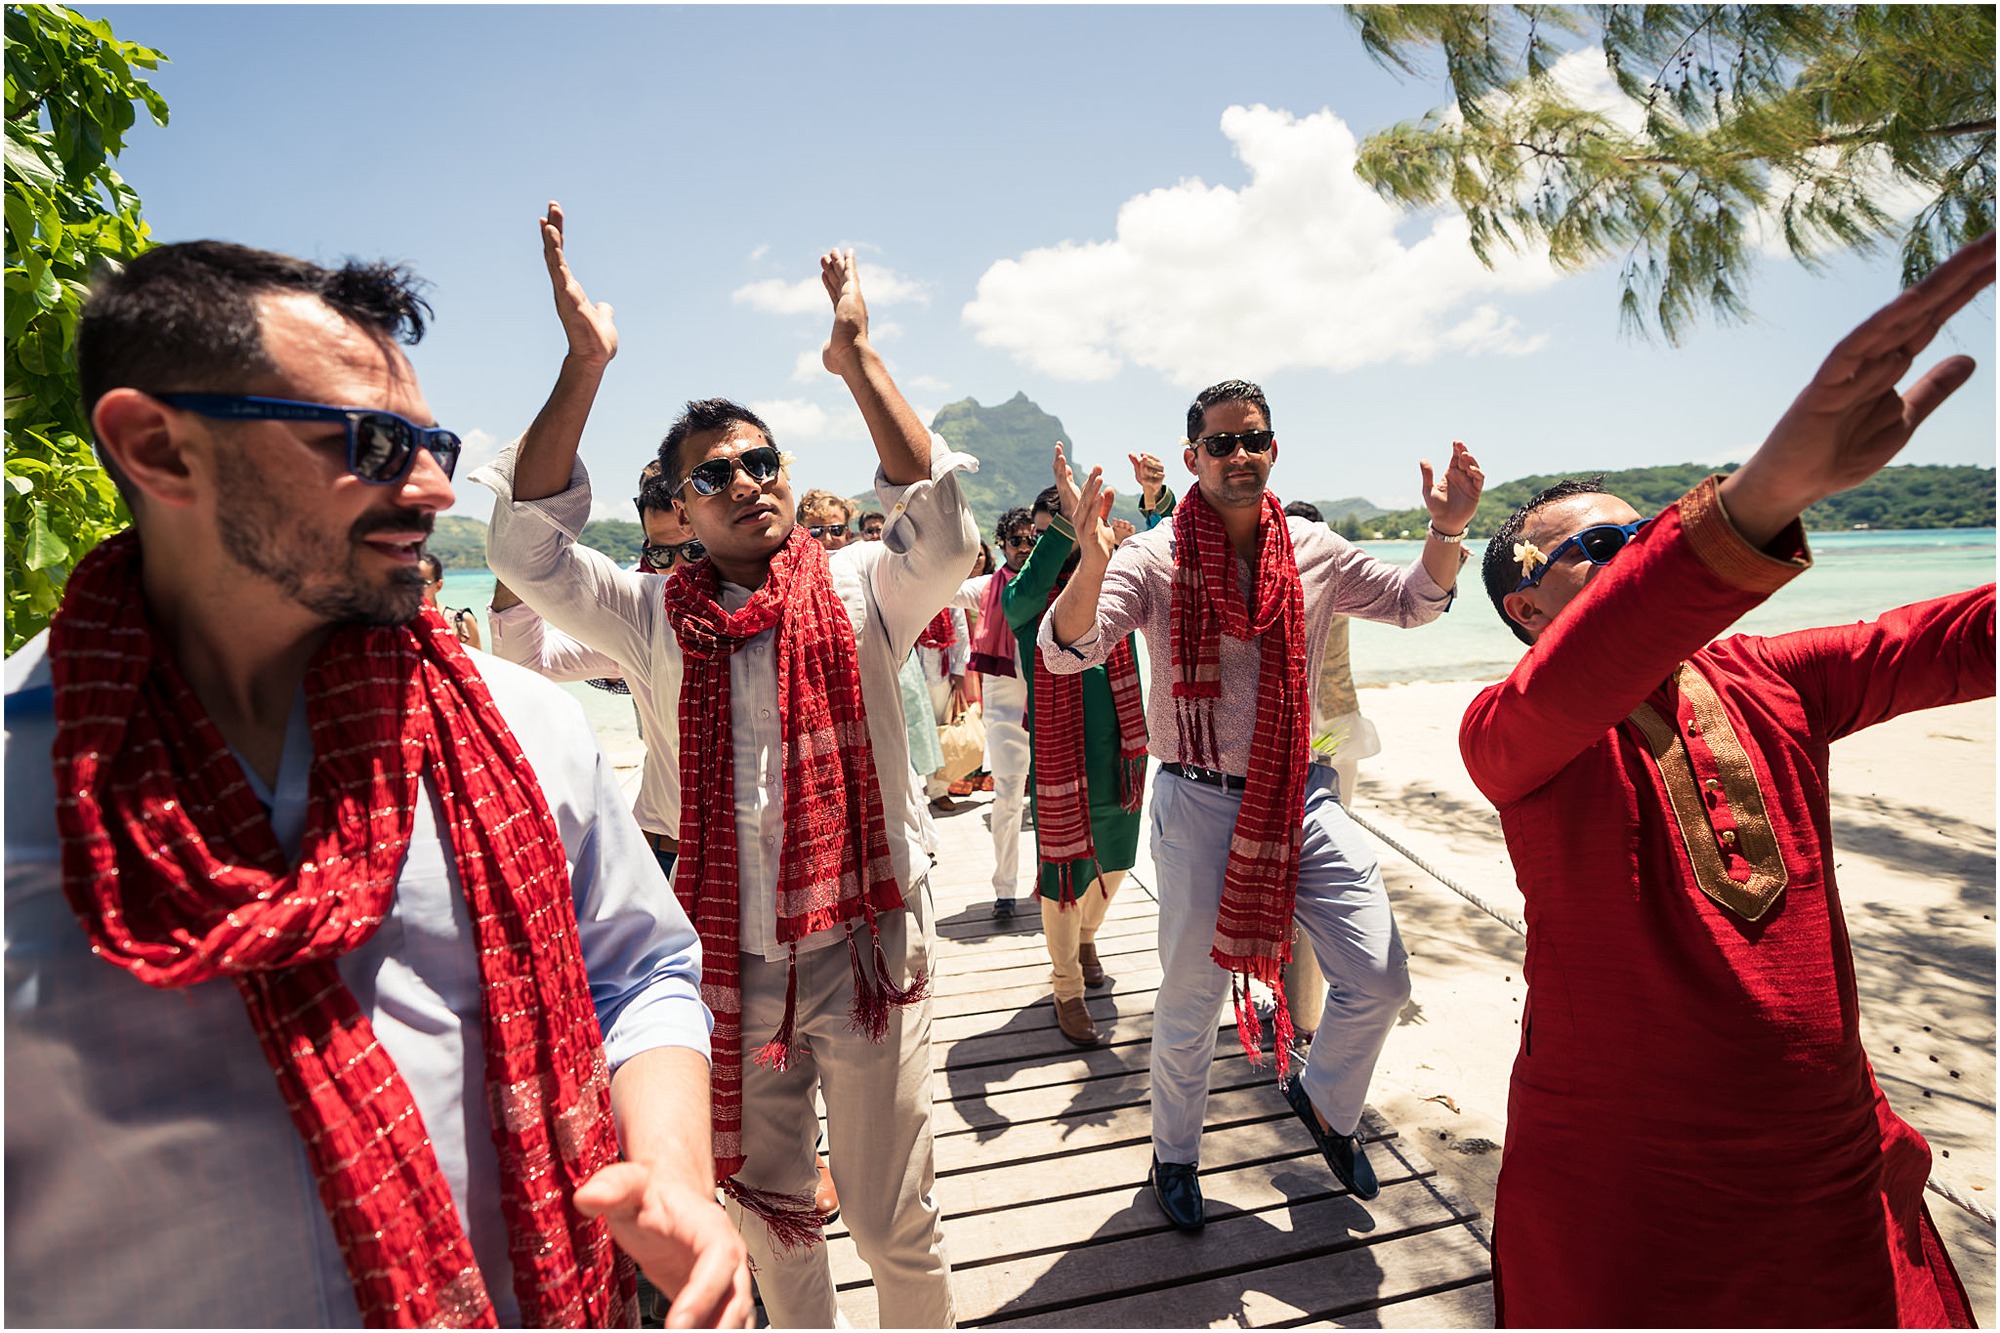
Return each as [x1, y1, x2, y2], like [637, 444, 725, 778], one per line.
[1514, 521, 1647, 592]
[159, 393, 462, 484]
[809, 523, 849, 539]
[675, 445, 785, 498]
[642, 538, 706, 567]
[1195, 429, 1276, 458]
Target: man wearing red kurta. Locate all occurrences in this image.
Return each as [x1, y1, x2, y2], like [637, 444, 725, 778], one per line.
[1460, 233, 1994, 1328]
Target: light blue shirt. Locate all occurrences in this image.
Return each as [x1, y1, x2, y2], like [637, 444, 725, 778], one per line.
[4, 633, 710, 1327]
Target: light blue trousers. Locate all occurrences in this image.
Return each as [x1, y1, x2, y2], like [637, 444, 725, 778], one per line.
[1149, 765, 1411, 1163]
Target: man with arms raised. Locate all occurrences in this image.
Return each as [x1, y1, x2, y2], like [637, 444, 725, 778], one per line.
[1463, 236, 1993, 1327]
[4, 241, 749, 1326]
[483, 205, 971, 1327]
[1043, 380, 1482, 1230]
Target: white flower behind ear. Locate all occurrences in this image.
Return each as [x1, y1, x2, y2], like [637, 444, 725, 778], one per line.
[1514, 540, 1547, 582]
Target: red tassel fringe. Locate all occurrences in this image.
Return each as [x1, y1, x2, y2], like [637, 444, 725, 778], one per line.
[720, 1177, 828, 1252]
[754, 943, 802, 1071]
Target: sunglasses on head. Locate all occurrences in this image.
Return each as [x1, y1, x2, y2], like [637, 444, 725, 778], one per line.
[675, 445, 785, 498]
[642, 538, 706, 567]
[159, 393, 462, 484]
[809, 523, 848, 539]
[1514, 520, 1647, 592]
[1194, 429, 1275, 458]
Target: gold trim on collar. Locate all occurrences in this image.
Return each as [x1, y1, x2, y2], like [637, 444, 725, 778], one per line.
[1627, 664, 1788, 920]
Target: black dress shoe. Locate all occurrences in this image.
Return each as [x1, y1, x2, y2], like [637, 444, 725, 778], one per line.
[1149, 1155, 1205, 1232]
[1280, 1076, 1379, 1200]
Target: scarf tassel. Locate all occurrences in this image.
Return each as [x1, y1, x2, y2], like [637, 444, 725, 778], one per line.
[720, 1177, 829, 1252]
[1231, 972, 1297, 1079]
[754, 944, 803, 1072]
[845, 917, 929, 1042]
[1118, 754, 1147, 813]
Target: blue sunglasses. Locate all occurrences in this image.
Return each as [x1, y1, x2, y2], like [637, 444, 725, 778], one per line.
[158, 393, 462, 484]
[1514, 520, 1647, 592]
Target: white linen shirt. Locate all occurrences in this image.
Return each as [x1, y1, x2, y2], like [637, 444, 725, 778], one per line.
[489, 600, 678, 838]
[476, 437, 979, 962]
[3, 635, 710, 1328]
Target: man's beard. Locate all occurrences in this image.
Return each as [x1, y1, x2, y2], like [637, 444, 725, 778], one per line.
[216, 469, 430, 626]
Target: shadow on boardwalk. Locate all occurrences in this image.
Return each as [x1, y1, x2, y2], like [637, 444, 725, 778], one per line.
[815, 788, 1496, 1328]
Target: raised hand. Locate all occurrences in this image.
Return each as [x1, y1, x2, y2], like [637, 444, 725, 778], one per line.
[1418, 440, 1483, 535]
[1721, 233, 1994, 545]
[574, 1161, 753, 1328]
[1053, 442, 1083, 520]
[1072, 465, 1117, 571]
[540, 202, 617, 367]
[1110, 516, 1136, 545]
[1128, 451, 1166, 509]
[820, 248, 869, 379]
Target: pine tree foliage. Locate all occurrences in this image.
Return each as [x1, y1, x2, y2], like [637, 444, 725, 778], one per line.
[1346, 5, 1995, 342]
[4, 5, 167, 652]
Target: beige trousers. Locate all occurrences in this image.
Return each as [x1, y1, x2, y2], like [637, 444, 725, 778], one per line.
[1041, 872, 1124, 1002]
[728, 903, 955, 1328]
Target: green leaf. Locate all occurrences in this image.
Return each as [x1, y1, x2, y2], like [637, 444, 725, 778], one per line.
[7, 474, 34, 496]
[22, 507, 70, 570]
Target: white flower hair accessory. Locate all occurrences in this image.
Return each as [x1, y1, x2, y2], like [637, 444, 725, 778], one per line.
[1514, 540, 1548, 582]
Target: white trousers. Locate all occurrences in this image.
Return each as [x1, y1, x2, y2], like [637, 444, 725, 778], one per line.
[981, 673, 1030, 900]
[728, 903, 955, 1328]
[1282, 752, 1358, 1034]
[1148, 766, 1409, 1162]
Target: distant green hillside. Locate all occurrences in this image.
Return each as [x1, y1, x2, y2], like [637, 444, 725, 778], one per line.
[424, 514, 645, 574]
[928, 392, 1148, 539]
[1333, 463, 1995, 540]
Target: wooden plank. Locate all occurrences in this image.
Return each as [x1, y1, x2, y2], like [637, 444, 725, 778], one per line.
[1323, 1279, 1495, 1328]
[929, 971, 1165, 1025]
[829, 1118, 1457, 1287]
[959, 1223, 1492, 1328]
[930, 1048, 1278, 1138]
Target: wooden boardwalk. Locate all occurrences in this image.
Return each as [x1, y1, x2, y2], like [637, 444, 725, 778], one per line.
[817, 788, 1496, 1328]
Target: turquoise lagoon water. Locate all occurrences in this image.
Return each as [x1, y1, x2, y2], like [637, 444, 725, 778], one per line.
[1345, 528, 1997, 687]
[443, 528, 1995, 746]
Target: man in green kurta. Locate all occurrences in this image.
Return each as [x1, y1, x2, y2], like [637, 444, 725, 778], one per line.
[1004, 450, 1171, 1046]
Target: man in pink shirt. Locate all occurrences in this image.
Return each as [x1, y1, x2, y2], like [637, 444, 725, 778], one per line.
[1041, 380, 1482, 1231]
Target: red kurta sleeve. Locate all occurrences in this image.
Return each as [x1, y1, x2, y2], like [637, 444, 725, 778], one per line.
[1744, 584, 1995, 742]
[1461, 476, 1811, 805]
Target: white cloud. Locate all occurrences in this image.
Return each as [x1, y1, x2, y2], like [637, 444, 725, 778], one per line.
[732, 265, 931, 315]
[747, 242, 771, 262]
[962, 103, 1565, 386]
[452, 427, 505, 482]
[749, 398, 834, 442]
[791, 346, 824, 384]
[907, 373, 950, 394]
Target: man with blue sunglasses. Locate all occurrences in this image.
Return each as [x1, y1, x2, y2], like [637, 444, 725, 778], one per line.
[6, 240, 749, 1325]
[482, 204, 973, 1328]
[1464, 234, 1995, 1327]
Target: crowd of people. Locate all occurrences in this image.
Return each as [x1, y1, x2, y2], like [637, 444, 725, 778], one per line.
[3, 199, 1990, 1330]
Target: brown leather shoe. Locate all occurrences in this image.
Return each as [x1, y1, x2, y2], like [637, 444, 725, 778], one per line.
[929, 794, 962, 813]
[815, 1155, 839, 1222]
[1078, 941, 1108, 988]
[1055, 996, 1102, 1046]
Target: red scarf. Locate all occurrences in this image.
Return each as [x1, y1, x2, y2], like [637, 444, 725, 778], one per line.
[663, 525, 923, 1247]
[1029, 570, 1148, 903]
[916, 609, 956, 650]
[969, 565, 1018, 676]
[1171, 488, 1310, 1075]
[48, 531, 628, 1329]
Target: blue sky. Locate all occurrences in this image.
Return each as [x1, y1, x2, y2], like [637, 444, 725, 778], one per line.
[90, 5, 1997, 521]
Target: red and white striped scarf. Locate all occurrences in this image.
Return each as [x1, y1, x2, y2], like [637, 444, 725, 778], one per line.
[1170, 488, 1310, 1075]
[1028, 568, 1148, 902]
[916, 609, 956, 650]
[49, 531, 629, 1329]
[664, 525, 924, 1247]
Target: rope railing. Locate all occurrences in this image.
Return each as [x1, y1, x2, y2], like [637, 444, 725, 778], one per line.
[1346, 806, 1996, 1231]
